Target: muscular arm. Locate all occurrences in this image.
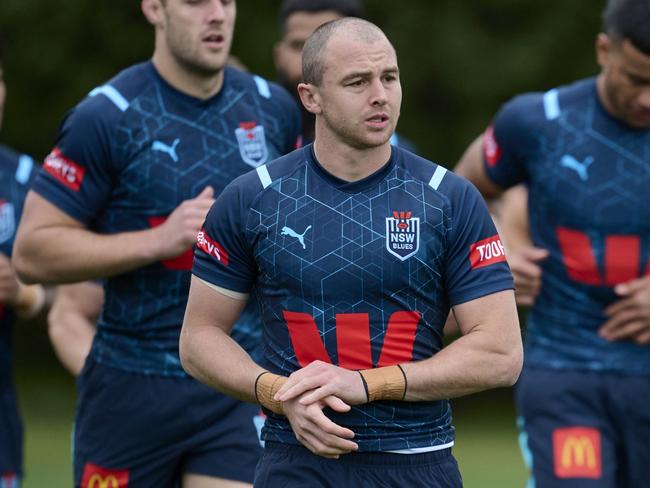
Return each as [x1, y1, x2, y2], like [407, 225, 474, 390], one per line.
[13, 188, 214, 284]
[454, 135, 503, 198]
[48, 281, 103, 376]
[179, 276, 263, 402]
[402, 289, 522, 401]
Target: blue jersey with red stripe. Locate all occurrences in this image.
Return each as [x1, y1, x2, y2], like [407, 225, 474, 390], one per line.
[483, 77, 650, 374]
[31, 62, 301, 376]
[193, 144, 513, 451]
[0, 144, 36, 379]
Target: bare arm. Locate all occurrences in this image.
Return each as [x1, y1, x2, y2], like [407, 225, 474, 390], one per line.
[454, 135, 503, 198]
[47, 281, 103, 376]
[13, 188, 214, 284]
[402, 289, 522, 400]
[179, 276, 262, 402]
[0, 252, 46, 318]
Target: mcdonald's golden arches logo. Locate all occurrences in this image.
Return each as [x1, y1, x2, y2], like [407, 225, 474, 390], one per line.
[81, 462, 130, 488]
[553, 427, 602, 479]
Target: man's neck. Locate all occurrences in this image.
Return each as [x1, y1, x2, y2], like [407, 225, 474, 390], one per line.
[152, 51, 224, 100]
[313, 132, 392, 183]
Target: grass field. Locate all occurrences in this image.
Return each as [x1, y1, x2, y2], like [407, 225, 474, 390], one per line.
[15, 364, 527, 488]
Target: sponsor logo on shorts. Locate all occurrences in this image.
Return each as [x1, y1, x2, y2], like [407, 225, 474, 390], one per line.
[553, 427, 602, 479]
[81, 463, 129, 488]
[197, 229, 229, 265]
[43, 147, 86, 191]
[483, 125, 502, 167]
[469, 235, 506, 269]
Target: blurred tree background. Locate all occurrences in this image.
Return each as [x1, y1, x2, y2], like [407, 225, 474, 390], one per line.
[0, 0, 604, 486]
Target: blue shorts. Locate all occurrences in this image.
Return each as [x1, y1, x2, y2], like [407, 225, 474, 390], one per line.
[73, 359, 263, 487]
[254, 442, 462, 488]
[516, 365, 650, 488]
[0, 376, 22, 487]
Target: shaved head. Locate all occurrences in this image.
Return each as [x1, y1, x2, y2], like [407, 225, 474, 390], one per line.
[302, 17, 391, 85]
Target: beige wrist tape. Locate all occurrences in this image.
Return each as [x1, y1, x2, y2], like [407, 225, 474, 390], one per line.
[15, 284, 46, 319]
[254, 371, 288, 415]
[358, 364, 407, 402]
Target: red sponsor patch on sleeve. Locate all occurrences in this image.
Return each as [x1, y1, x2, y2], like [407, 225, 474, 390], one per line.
[553, 427, 602, 479]
[43, 147, 86, 191]
[469, 235, 507, 269]
[482, 125, 502, 167]
[197, 229, 229, 266]
[81, 462, 130, 487]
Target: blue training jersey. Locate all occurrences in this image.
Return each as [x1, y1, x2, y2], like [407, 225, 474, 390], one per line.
[31, 62, 301, 376]
[193, 144, 513, 452]
[0, 145, 36, 379]
[483, 77, 650, 374]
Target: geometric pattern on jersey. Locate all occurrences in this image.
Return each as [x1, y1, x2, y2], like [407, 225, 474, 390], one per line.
[31, 62, 301, 376]
[485, 77, 650, 374]
[194, 144, 513, 451]
[0, 144, 36, 378]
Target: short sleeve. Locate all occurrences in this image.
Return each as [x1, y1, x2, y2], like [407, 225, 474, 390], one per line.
[444, 179, 514, 305]
[192, 179, 258, 294]
[31, 96, 120, 225]
[482, 93, 541, 189]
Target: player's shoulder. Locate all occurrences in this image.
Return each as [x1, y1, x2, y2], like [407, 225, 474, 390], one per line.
[0, 143, 35, 186]
[500, 76, 595, 124]
[225, 66, 296, 109]
[71, 62, 153, 121]
[221, 146, 306, 203]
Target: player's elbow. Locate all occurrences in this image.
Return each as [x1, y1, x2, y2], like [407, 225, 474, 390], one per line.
[12, 244, 41, 284]
[494, 340, 523, 387]
[178, 329, 198, 379]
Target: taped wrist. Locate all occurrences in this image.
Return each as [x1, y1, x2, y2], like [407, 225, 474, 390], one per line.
[254, 371, 288, 415]
[358, 365, 407, 402]
[15, 284, 46, 319]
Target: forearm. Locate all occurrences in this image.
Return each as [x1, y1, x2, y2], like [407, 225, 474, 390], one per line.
[48, 316, 95, 376]
[401, 327, 522, 401]
[180, 322, 265, 404]
[15, 225, 162, 284]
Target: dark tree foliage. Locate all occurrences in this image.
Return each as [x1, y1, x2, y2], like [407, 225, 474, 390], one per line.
[0, 0, 601, 165]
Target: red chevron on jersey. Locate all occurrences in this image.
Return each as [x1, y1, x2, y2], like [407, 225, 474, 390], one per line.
[483, 125, 502, 167]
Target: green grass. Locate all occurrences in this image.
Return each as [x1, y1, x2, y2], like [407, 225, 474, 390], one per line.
[15, 365, 527, 488]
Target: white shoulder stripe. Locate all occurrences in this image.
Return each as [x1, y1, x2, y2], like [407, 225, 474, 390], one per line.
[254, 75, 271, 99]
[16, 155, 34, 184]
[256, 165, 272, 188]
[543, 89, 560, 120]
[428, 165, 447, 190]
[89, 85, 130, 112]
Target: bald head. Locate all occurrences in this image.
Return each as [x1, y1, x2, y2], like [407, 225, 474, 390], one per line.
[302, 17, 392, 86]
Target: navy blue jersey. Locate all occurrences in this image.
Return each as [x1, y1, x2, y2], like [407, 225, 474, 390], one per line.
[483, 77, 650, 374]
[0, 145, 36, 379]
[31, 62, 301, 376]
[193, 144, 513, 452]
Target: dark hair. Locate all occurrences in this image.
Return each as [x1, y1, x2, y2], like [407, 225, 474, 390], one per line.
[278, 0, 364, 33]
[602, 0, 650, 54]
[302, 17, 387, 86]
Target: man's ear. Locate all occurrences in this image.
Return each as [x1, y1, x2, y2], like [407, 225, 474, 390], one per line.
[142, 0, 164, 28]
[595, 33, 612, 71]
[297, 82, 322, 115]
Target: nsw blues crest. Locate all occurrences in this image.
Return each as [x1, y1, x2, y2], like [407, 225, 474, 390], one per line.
[0, 200, 15, 245]
[386, 211, 419, 261]
[235, 121, 268, 168]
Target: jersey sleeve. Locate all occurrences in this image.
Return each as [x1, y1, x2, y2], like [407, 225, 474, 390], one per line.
[192, 177, 258, 294]
[31, 95, 121, 225]
[443, 178, 514, 305]
[482, 93, 541, 189]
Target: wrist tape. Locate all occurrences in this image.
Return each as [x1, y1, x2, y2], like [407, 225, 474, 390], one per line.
[358, 364, 407, 402]
[254, 371, 288, 415]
